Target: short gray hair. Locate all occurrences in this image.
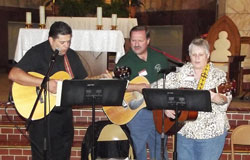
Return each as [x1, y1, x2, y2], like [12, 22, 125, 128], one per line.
[188, 38, 210, 56]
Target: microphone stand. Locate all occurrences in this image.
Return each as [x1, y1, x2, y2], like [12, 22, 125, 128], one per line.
[158, 67, 177, 160]
[26, 50, 59, 160]
[160, 72, 166, 160]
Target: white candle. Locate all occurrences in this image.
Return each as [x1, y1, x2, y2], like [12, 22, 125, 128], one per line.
[97, 7, 102, 25]
[26, 12, 32, 24]
[39, 6, 45, 25]
[111, 14, 117, 26]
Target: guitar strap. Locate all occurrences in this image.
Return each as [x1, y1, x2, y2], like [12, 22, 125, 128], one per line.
[197, 64, 210, 90]
[64, 54, 74, 79]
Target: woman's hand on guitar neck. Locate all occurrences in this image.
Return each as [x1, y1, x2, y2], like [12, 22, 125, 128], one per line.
[164, 110, 176, 119]
[209, 91, 227, 105]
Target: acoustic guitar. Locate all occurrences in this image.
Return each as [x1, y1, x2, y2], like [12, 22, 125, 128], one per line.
[12, 71, 71, 120]
[153, 80, 236, 135]
[103, 76, 149, 125]
[12, 66, 128, 121]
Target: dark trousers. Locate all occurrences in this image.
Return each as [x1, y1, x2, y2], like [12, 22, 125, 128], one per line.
[29, 108, 74, 160]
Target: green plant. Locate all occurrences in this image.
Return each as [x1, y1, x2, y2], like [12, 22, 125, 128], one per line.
[57, 0, 86, 16]
[82, 0, 106, 16]
[109, 0, 129, 17]
[43, 0, 136, 17]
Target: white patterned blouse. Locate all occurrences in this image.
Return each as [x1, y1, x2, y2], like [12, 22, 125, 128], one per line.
[152, 62, 232, 139]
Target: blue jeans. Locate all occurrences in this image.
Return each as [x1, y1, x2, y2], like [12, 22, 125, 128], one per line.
[176, 130, 227, 160]
[127, 109, 168, 160]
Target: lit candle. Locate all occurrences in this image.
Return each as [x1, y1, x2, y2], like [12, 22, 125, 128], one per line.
[39, 6, 45, 25]
[26, 12, 32, 24]
[111, 14, 117, 26]
[97, 7, 102, 25]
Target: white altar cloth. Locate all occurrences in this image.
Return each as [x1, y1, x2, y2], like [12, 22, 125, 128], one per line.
[14, 28, 125, 63]
[46, 16, 137, 38]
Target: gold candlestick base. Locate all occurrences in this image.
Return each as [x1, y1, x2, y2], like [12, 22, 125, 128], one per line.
[39, 24, 46, 29]
[25, 24, 32, 28]
[97, 25, 103, 30]
[111, 25, 117, 30]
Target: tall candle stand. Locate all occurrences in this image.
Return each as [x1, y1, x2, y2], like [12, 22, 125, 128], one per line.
[128, 0, 132, 18]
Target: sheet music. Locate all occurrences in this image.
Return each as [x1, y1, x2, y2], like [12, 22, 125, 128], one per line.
[56, 81, 63, 106]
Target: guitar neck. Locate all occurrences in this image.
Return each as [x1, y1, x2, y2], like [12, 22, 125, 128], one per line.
[85, 71, 113, 80]
[210, 88, 217, 93]
[85, 75, 103, 80]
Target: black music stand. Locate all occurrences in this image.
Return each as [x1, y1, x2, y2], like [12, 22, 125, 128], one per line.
[58, 79, 128, 159]
[142, 88, 212, 160]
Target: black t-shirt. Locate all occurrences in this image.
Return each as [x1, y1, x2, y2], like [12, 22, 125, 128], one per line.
[15, 40, 88, 111]
[16, 40, 88, 79]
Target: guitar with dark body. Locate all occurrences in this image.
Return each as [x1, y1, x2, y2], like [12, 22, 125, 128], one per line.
[153, 80, 236, 135]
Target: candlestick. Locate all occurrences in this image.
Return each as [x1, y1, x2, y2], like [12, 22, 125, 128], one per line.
[26, 12, 32, 24]
[97, 25, 103, 30]
[128, 0, 132, 18]
[39, 6, 45, 25]
[111, 14, 117, 27]
[25, 12, 32, 28]
[97, 7, 102, 25]
[111, 26, 117, 30]
[39, 24, 46, 29]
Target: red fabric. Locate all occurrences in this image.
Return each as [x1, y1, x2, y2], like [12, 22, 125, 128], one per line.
[64, 54, 74, 79]
[149, 46, 183, 63]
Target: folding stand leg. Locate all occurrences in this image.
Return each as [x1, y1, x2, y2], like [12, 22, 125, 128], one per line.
[91, 97, 98, 160]
[161, 109, 165, 160]
[173, 107, 179, 160]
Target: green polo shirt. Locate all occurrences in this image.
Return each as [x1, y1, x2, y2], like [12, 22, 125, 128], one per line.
[116, 47, 169, 83]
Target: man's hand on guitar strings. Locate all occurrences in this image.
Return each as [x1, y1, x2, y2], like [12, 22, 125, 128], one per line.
[48, 79, 58, 94]
[100, 70, 114, 79]
[129, 83, 150, 93]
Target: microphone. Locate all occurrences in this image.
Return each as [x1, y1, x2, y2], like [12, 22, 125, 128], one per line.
[51, 49, 60, 60]
[54, 49, 60, 56]
[158, 66, 176, 74]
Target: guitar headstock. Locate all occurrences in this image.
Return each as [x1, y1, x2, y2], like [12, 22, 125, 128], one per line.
[114, 66, 131, 80]
[217, 80, 237, 94]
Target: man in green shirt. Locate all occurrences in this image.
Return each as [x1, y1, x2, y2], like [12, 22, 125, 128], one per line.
[116, 25, 169, 160]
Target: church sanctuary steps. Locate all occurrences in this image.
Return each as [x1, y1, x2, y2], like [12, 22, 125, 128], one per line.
[0, 104, 106, 160]
[1, 99, 250, 160]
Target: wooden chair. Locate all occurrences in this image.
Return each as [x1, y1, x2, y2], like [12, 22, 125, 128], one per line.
[206, 15, 245, 95]
[207, 16, 241, 58]
[231, 125, 250, 160]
